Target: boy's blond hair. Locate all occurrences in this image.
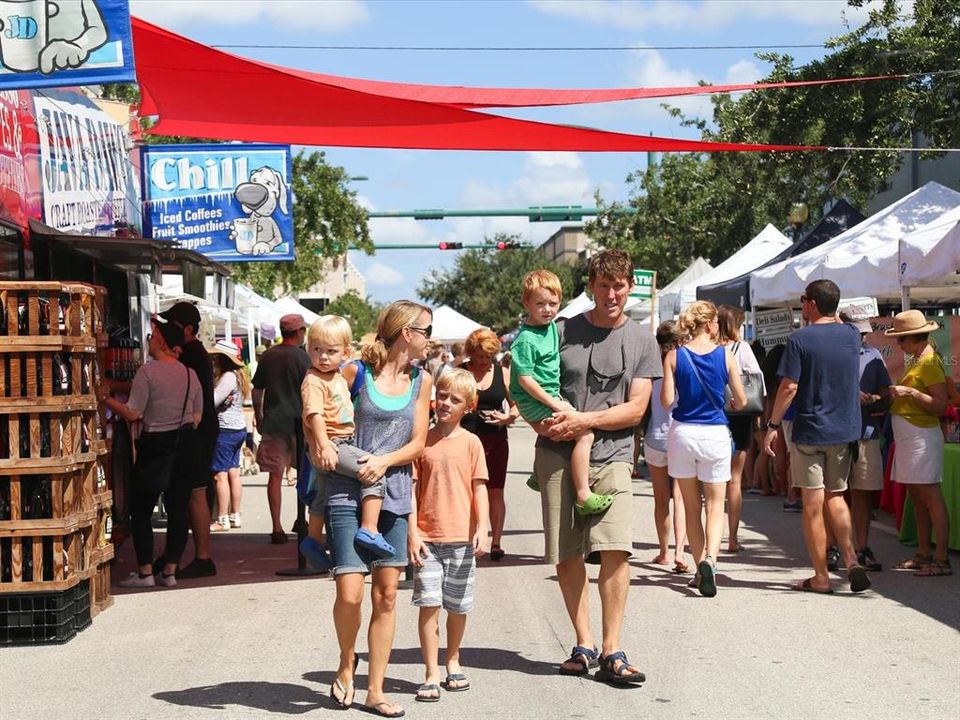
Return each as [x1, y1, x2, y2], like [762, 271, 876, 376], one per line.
[436, 368, 478, 410]
[522, 269, 563, 302]
[308, 314, 352, 348]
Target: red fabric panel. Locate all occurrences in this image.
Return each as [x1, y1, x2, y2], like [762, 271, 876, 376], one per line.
[132, 18, 819, 152]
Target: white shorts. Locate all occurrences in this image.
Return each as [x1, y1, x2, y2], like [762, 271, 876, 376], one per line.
[644, 445, 668, 468]
[667, 421, 732, 484]
[891, 415, 944, 485]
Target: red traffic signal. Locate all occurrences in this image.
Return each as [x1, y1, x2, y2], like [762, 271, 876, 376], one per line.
[496, 240, 520, 250]
[439, 241, 463, 250]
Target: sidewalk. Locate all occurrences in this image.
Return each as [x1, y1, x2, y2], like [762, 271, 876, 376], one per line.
[2, 425, 957, 719]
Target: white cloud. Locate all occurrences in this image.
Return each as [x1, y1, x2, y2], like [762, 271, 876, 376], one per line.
[529, 0, 879, 30]
[725, 60, 763, 85]
[366, 262, 405, 286]
[131, 0, 370, 32]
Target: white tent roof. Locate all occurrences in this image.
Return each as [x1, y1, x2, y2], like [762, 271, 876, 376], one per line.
[275, 296, 320, 325]
[644, 256, 715, 320]
[751, 182, 960, 307]
[558, 292, 645, 320]
[899, 204, 960, 291]
[678, 225, 791, 310]
[432, 305, 487, 342]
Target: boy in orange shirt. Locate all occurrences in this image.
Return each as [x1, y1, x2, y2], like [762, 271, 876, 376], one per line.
[301, 315, 393, 569]
[409, 369, 490, 703]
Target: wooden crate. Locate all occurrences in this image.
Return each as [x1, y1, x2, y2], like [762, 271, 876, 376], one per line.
[0, 282, 99, 348]
[0, 409, 106, 471]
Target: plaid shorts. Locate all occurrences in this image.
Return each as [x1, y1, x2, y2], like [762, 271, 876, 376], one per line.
[412, 542, 476, 614]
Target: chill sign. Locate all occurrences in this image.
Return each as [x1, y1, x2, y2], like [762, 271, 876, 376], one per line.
[141, 143, 294, 263]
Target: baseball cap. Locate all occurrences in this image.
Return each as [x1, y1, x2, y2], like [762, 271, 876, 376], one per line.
[151, 315, 185, 349]
[280, 313, 307, 332]
[839, 312, 872, 334]
[160, 301, 202, 330]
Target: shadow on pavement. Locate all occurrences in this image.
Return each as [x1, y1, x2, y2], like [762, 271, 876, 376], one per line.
[385, 646, 559, 676]
[153, 681, 334, 715]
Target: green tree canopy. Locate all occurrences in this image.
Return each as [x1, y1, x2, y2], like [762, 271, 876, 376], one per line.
[324, 290, 383, 339]
[587, 0, 959, 286]
[417, 234, 574, 334]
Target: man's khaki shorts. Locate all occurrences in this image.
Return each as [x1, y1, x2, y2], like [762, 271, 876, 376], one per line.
[789, 442, 852, 493]
[848, 439, 884, 492]
[535, 445, 633, 565]
[256, 432, 295, 475]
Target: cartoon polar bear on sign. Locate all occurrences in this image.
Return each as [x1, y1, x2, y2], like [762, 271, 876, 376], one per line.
[0, 0, 108, 74]
[230, 166, 290, 256]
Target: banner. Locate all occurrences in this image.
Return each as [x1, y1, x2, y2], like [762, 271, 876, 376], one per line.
[0, 88, 40, 230]
[141, 143, 294, 263]
[33, 89, 139, 234]
[0, 0, 134, 90]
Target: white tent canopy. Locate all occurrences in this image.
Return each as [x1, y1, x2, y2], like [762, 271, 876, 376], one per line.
[431, 305, 487, 342]
[677, 225, 791, 311]
[558, 292, 645, 320]
[275, 296, 320, 325]
[641, 256, 714, 322]
[899, 204, 960, 293]
[751, 182, 960, 307]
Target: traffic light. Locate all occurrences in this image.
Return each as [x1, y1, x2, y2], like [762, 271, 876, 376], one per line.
[496, 240, 521, 250]
[438, 241, 463, 250]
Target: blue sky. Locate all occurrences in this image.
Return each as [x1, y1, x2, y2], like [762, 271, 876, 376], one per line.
[130, 0, 888, 303]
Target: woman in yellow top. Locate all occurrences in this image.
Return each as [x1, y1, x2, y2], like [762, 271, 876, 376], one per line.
[886, 310, 951, 577]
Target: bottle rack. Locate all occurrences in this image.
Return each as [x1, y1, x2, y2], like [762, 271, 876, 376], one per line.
[0, 282, 113, 643]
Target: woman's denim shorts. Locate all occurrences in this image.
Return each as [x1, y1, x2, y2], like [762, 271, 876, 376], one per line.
[326, 503, 409, 576]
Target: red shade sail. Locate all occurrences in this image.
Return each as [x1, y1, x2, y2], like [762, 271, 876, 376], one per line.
[133, 18, 830, 152]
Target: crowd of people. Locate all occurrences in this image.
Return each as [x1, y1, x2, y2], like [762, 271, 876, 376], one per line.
[108, 250, 954, 717]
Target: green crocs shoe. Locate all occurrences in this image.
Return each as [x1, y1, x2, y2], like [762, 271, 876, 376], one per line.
[526, 474, 540, 492]
[574, 492, 614, 516]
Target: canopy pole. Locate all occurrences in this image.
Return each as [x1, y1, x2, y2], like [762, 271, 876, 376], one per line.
[900, 285, 911, 311]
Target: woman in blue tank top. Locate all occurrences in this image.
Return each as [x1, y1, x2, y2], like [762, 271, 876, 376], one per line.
[328, 301, 434, 718]
[661, 301, 746, 598]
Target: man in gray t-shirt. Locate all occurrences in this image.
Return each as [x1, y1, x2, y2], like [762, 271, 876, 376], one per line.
[534, 250, 661, 686]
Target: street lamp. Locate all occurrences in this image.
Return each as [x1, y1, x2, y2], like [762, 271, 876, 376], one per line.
[787, 202, 809, 244]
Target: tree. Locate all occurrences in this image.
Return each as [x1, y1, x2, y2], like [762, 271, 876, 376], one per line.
[418, 234, 574, 334]
[587, 0, 959, 286]
[99, 86, 374, 297]
[325, 291, 383, 339]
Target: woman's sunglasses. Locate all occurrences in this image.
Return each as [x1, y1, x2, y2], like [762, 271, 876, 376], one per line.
[408, 325, 433, 339]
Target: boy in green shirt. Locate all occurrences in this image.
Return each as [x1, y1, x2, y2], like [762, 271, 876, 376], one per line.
[509, 270, 612, 515]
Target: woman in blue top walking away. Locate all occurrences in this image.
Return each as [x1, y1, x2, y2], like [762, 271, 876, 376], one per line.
[661, 301, 746, 597]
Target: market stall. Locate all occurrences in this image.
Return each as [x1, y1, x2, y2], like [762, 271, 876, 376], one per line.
[431, 305, 486, 343]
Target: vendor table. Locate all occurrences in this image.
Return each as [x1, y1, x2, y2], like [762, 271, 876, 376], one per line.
[898, 443, 960, 551]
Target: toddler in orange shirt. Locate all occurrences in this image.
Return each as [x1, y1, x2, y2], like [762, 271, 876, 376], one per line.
[409, 369, 490, 702]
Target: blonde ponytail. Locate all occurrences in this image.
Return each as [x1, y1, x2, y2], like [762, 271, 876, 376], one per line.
[679, 300, 718, 338]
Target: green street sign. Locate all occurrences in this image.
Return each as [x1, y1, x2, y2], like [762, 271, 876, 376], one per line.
[630, 269, 656, 299]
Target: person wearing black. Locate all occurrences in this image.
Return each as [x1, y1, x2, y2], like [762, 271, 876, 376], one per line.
[158, 301, 218, 578]
[460, 329, 518, 560]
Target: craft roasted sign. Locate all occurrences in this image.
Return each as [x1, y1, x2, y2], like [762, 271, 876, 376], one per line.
[33, 89, 139, 234]
[141, 143, 294, 263]
[0, 0, 135, 90]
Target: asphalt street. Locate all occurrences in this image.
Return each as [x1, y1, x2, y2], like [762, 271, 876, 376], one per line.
[2, 424, 958, 719]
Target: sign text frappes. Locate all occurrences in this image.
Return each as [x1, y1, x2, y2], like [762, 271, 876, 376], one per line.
[141, 144, 293, 263]
[0, 88, 40, 229]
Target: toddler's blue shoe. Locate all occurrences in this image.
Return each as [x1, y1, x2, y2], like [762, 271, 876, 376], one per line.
[299, 537, 332, 571]
[354, 528, 395, 559]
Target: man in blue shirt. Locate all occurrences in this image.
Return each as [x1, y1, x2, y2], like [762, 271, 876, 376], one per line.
[839, 313, 892, 572]
[763, 280, 871, 594]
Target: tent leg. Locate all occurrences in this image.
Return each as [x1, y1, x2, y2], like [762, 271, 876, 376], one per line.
[900, 285, 911, 311]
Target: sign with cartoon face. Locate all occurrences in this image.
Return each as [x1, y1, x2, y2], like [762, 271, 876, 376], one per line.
[0, 0, 134, 90]
[141, 143, 294, 263]
[33, 88, 140, 234]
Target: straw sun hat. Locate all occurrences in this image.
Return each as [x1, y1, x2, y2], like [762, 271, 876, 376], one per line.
[883, 310, 939, 337]
[210, 339, 244, 367]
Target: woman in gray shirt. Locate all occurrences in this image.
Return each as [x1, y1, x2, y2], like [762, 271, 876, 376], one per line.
[106, 317, 202, 589]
